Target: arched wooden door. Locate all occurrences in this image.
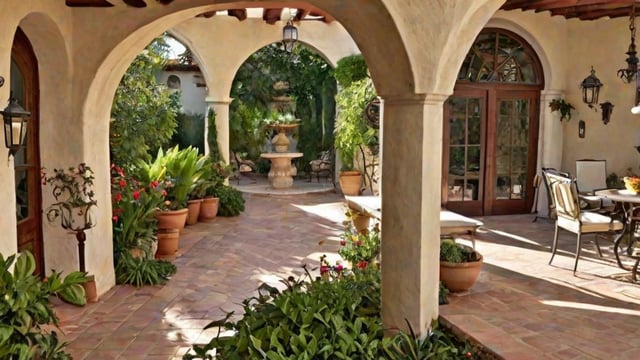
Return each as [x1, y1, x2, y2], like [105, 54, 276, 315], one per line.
[12, 28, 43, 275]
[442, 29, 544, 216]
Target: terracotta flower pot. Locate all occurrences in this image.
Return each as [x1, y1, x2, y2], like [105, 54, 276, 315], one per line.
[339, 171, 362, 196]
[198, 197, 219, 222]
[186, 199, 203, 225]
[155, 208, 188, 231]
[83, 274, 98, 303]
[156, 228, 180, 260]
[352, 214, 371, 232]
[439, 254, 483, 292]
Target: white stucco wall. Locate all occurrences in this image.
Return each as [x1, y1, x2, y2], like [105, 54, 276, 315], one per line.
[158, 70, 207, 115]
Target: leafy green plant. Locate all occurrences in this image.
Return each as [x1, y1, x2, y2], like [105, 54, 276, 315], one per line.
[0, 251, 89, 359]
[213, 185, 245, 217]
[115, 252, 176, 288]
[338, 222, 381, 269]
[334, 54, 369, 87]
[381, 320, 473, 359]
[184, 266, 474, 359]
[334, 77, 378, 170]
[206, 109, 222, 163]
[135, 146, 208, 210]
[440, 239, 481, 263]
[111, 164, 166, 255]
[549, 98, 575, 122]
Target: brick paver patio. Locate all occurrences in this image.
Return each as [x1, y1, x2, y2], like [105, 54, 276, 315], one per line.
[53, 178, 640, 359]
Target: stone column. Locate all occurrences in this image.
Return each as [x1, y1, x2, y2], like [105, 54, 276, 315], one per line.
[537, 90, 564, 215]
[380, 93, 446, 336]
[204, 97, 232, 164]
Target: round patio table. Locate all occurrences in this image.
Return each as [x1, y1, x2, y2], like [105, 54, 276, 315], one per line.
[594, 188, 640, 280]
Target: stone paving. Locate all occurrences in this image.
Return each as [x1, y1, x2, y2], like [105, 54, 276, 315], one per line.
[53, 180, 640, 359]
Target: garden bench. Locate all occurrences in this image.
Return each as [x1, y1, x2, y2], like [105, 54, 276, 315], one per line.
[344, 196, 483, 248]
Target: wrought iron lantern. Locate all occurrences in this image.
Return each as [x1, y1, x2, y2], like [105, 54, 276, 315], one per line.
[0, 96, 30, 158]
[580, 67, 602, 108]
[618, 3, 639, 83]
[282, 19, 298, 53]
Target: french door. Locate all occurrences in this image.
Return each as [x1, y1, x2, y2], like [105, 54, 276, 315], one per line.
[443, 87, 539, 216]
[12, 29, 43, 275]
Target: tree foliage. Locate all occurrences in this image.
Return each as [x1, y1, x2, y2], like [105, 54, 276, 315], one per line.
[110, 36, 181, 168]
[230, 43, 336, 173]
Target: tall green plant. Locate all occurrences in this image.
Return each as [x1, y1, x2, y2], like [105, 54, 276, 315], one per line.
[334, 54, 369, 87]
[110, 35, 180, 167]
[207, 109, 222, 163]
[334, 77, 377, 170]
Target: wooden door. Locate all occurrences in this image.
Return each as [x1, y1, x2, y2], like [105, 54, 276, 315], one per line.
[443, 88, 539, 216]
[12, 29, 43, 275]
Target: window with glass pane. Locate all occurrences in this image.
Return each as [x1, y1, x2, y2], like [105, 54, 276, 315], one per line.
[458, 30, 539, 85]
[448, 98, 481, 202]
[496, 99, 529, 200]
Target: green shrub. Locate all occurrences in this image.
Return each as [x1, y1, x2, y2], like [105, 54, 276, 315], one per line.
[184, 268, 474, 359]
[334, 54, 369, 87]
[115, 252, 177, 288]
[440, 239, 481, 263]
[0, 251, 89, 359]
[214, 185, 245, 217]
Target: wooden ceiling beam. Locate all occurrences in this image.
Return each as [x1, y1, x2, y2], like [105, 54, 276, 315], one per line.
[65, 0, 114, 7]
[262, 8, 283, 25]
[228, 9, 248, 21]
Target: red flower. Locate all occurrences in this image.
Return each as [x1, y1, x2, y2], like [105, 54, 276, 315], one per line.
[466, 352, 472, 358]
[112, 215, 118, 222]
[355, 240, 362, 246]
[119, 179, 126, 188]
[114, 193, 122, 203]
[357, 261, 368, 269]
[132, 190, 140, 200]
[150, 180, 159, 188]
[340, 240, 346, 246]
[335, 264, 344, 272]
[320, 265, 330, 274]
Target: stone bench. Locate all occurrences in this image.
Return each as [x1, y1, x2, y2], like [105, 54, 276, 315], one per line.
[344, 196, 483, 248]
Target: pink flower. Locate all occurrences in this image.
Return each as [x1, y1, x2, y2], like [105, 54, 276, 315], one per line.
[132, 190, 140, 200]
[112, 215, 118, 222]
[335, 264, 344, 272]
[150, 180, 159, 188]
[161, 190, 167, 197]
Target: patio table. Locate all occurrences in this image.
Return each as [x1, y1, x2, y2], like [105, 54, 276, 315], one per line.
[593, 189, 640, 280]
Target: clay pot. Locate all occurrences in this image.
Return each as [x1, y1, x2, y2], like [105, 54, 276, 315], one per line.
[198, 197, 219, 222]
[155, 208, 188, 231]
[339, 171, 362, 196]
[83, 274, 98, 303]
[439, 254, 483, 292]
[352, 214, 371, 232]
[156, 228, 180, 260]
[186, 199, 203, 225]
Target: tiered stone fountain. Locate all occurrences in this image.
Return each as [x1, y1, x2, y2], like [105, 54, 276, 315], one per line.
[260, 121, 303, 189]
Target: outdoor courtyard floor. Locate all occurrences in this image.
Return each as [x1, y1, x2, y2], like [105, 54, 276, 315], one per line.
[53, 176, 640, 359]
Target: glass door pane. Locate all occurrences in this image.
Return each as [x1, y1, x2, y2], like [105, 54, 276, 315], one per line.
[495, 99, 529, 200]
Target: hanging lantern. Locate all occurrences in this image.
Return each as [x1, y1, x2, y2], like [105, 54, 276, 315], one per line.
[0, 97, 30, 158]
[580, 67, 603, 108]
[282, 19, 298, 53]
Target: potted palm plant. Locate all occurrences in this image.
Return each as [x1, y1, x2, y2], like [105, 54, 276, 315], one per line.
[439, 238, 483, 292]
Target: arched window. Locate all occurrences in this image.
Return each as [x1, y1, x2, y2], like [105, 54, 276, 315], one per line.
[167, 74, 181, 89]
[457, 29, 541, 85]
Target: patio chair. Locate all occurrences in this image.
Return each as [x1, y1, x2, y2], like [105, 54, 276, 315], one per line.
[231, 152, 256, 185]
[309, 150, 332, 182]
[576, 159, 615, 210]
[546, 171, 623, 274]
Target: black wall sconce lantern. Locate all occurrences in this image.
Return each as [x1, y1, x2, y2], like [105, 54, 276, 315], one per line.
[0, 96, 30, 159]
[600, 101, 614, 125]
[580, 67, 602, 109]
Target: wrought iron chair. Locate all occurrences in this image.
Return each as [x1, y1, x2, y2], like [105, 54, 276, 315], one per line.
[308, 150, 332, 182]
[231, 152, 256, 185]
[546, 171, 623, 274]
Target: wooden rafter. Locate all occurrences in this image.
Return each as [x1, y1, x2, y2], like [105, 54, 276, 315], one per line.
[501, 0, 640, 20]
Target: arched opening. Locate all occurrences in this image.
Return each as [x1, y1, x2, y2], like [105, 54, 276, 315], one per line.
[442, 28, 544, 216]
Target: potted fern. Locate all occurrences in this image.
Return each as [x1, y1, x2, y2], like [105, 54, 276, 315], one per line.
[439, 238, 483, 292]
